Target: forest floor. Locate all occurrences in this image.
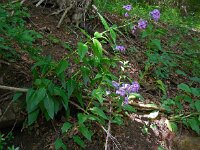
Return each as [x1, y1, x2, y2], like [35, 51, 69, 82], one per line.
[0, 1, 199, 150]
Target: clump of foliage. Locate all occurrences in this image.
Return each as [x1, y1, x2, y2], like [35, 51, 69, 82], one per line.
[1, 1, 200, 149]
[0, 2, 42, 61]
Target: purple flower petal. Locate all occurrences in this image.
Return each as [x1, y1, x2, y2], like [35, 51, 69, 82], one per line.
[138, 19, 148, 29]
[125, 12, 129, 17]
[150, 9, 160, 21]
[112, 81, 120, 88]
[123, 5, 132, 11]
[124, 96, 129, 105]
[115, 45, 126, 53]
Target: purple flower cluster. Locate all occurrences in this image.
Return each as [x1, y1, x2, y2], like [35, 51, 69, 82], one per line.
[123, 5, 132, 18]
[150, 9, 160, 21]
[115, 45, 126, 53]
[112, 81, 140, 104]
[137, 19, 148, 29]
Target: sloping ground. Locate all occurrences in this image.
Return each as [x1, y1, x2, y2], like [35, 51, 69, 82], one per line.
[1, 1, 200, 150]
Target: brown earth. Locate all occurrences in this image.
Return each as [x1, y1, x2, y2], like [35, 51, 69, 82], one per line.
[0, 1, 199, 150]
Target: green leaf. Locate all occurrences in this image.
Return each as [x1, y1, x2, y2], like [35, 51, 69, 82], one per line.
[67, 79, 76, 98]
[78, 42, 88, 61]
[190, 77, 200, 83]
[44, 95, 55, 119]
[151, 39, 162, 50]
[195, 100, 200, 112]
[92, 39, 103, 59]
[28, 109, 39, 125]
[188, 118, 200, 134]
[122, 105, 136, 112]
[79, 125, 93, 141]
[56, 60, 68, 75]
[90, 107, 108, 119]
[26, 88, 46, 113]
[191, 88, 200, 97]
[178, 83, 191, 93]
[98, 13, 109, 30]
[166, 120, 178, 132]
[81, 66, 90, 85]
[72, 136, 86, 148]
[112, 115, 123, 125]
[128, 93, 144, 101]
[78, 113, 88, 124]
[176, 70, 187, 76]
[156, 80, 166, 95]
[110, 28, 116, 44]
[92, 88, 104, 104]
[94, 32, 103, 38]
[55, 138, 67, 150]
[61, 122, 72, 134]
[12, 92, 23, 102]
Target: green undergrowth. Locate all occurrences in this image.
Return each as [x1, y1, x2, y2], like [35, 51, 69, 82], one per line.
[0, 1, 200, 149]
[95, 0, 200, 30]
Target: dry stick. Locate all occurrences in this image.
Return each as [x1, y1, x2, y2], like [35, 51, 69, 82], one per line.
[0, 85, 28, 92]
[35, 0, 45, 7]
[57, 3, 73, 28]
[105, 98, 112, 150]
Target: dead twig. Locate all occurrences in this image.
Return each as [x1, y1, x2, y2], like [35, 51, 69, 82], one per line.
[105, 98, 112, 150]
[0, 85, 28, 92]
[57, 3, 73, 28]
[35, 0, 45, 7]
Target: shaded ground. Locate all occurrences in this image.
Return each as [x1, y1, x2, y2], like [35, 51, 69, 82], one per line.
[1, 1, 199, 150]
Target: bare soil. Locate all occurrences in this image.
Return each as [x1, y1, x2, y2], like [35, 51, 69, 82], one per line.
[0, 1, 199, 150]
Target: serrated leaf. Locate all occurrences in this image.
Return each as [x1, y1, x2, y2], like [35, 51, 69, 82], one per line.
[61, 122, 72, 134]
[44, 95, 54, 119]
[28, 109, 39, 125]
[90, 107, 108, 119]
[178, 83, 191, 93]
[55, 138, 66, 150]
[78, 42, 88, 61]
[92, 39, 103, 59]
[56, 60, 68, 75]
[79, 125, 93, 141]
[98, 13, 109, 30]
[195, 100, 200, 112]
[72, 135, 86, 148]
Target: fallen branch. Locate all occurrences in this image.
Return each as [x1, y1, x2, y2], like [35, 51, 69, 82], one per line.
[57, 3, 73, 28]
[35, 0, 45, 7]
[0, 85, 28, 92]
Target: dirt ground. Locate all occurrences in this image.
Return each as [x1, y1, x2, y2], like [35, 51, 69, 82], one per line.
[1, 1, 199, 150]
